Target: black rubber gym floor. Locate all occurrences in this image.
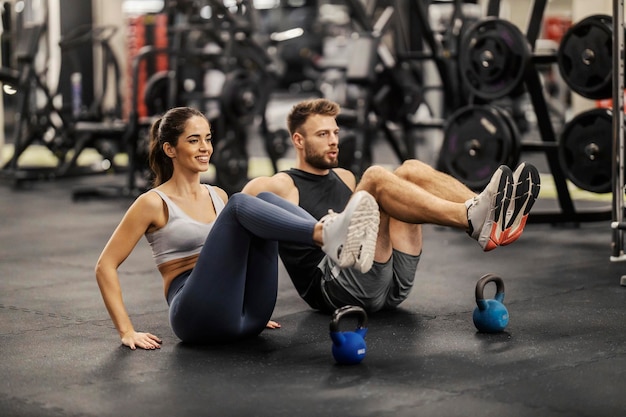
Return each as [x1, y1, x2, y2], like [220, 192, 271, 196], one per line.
[1, 170, 625, 417]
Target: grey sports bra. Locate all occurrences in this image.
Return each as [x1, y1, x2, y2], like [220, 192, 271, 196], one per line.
[145, 184, 225, 266]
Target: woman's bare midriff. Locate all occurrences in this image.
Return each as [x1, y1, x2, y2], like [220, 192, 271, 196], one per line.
[159, 254, 199, 297]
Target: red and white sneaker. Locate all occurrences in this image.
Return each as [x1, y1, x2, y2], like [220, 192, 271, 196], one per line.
[500, 162, 540, 246]
[465, 165, 513, 251]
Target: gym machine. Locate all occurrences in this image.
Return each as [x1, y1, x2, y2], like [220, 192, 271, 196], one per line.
[0, 18, 127, 186]
[138, 0, 286, 195]
[2, 1, 289, 197]
[313, 0, 489, 176]
[314, 0, 442, 176]
[0, 3, 130, 186]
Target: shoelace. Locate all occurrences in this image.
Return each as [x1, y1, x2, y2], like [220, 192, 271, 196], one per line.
[320, 209, 337, 224]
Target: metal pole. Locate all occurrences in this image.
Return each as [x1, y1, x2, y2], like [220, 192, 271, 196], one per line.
[610, 0, 626, 278]
[0, 2, 5, 158]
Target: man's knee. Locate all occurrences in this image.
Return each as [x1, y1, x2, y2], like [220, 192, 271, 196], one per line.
[393, 159, 431, 181]
[358, 165, 392, 193]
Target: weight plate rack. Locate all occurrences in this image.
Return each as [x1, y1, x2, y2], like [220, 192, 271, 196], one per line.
[609, 0, 626, 272]
[447, 0, 622, 227]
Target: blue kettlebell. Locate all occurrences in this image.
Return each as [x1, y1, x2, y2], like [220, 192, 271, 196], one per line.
[473, 274, 509, 333]
[329, 305, 368, 365]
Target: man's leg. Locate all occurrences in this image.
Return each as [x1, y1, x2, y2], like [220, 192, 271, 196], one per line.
[394, 159, 540, 247]
[394, 159, 476, 203]
[368, 210, 422, 264]
[356, 165, 470, 228]
[356, 161, 514, 251]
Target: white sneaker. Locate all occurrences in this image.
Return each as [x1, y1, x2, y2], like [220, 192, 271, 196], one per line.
[321, 190, 380, 273]
[465, 165, 513, 251]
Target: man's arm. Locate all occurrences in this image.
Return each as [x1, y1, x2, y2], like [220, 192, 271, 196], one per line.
[242, 173, 299, 204]
[333, 167, 358, 192]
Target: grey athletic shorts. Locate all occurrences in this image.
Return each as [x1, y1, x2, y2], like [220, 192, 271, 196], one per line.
[319, 249, 421, 312]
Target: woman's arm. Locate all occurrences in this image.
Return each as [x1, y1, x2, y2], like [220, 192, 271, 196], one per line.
[95, 192, 163, 350]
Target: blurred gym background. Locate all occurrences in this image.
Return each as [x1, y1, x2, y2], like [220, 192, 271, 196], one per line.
[0, 0, 619, 213]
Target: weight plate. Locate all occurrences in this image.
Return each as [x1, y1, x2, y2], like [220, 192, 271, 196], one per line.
[557, 14, 615, 100]
[143, 71, 173, 116]
[221, 70, 262, 120]
[264, 128, 290, 160]
[558, 108, 612, 193]
[338, 133, 372, 176]
[458, 18, 530, 100]
[440, 104, 518, 190]
[213, 136, 249, 195]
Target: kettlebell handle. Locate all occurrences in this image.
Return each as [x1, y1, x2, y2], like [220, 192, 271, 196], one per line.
[475, 273, 505, 302]
[329, 305, 368, 333]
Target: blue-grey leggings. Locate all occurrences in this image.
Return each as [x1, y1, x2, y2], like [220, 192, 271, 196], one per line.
[167, 192, 315, 344]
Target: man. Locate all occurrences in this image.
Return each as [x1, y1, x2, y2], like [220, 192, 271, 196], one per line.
[242, 98, 540, 313]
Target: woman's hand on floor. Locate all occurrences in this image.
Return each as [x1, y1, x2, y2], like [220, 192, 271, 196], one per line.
[122, 330, 162, 350]
[266, 320, 281, 329]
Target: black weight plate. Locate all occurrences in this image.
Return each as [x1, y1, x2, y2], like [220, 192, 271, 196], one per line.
[221, 70, 262, 120]
[264, 128, 290, 160]
[557, 15, 614, 100]
[213, 136, 249, 195]
[558, 108, 612, 193]
[459, 18, 530, 100]
[338, 133, 372, 177]
[143, 72, 170, 116]
[440, 105, 516, 190]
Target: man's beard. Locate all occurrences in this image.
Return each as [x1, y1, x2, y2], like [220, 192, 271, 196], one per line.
[304, 146, 339, 170]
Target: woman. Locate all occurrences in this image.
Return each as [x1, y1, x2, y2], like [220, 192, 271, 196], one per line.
[95, 107, 379, 349]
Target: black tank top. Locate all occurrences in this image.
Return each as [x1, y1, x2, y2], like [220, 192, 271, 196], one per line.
[286, 169, 353, 219]
[279, 169, 353, 311]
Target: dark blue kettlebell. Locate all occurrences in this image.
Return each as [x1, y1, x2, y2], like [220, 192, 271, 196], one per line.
[329, 305, 368, 365]
[473, 274, 509, 333]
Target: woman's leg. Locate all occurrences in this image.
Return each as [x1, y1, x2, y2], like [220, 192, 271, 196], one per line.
[169, 193, 317, 343]
[257, 191, 314, 219]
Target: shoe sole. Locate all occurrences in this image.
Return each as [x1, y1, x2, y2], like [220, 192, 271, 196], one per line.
[480, 166, 513, 251]
[338, 192, 380, 272]
[501, 164, 540, 246]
